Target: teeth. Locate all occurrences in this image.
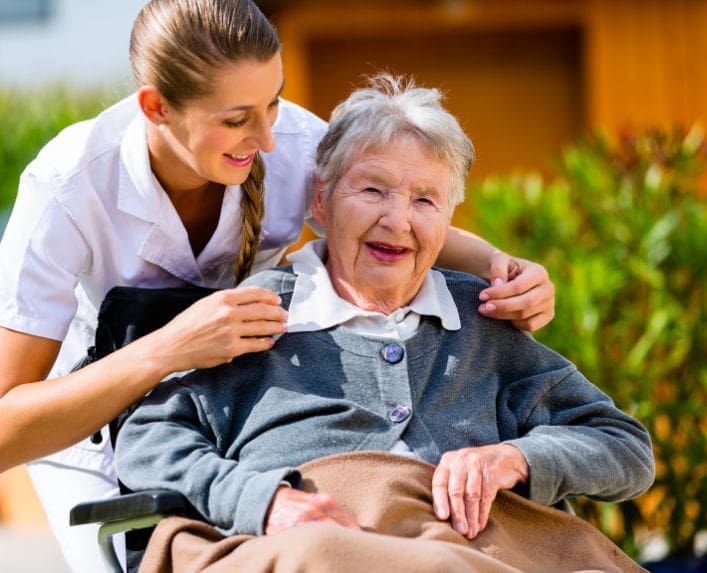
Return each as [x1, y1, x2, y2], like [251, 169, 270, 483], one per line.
[371, 243, 405, 252]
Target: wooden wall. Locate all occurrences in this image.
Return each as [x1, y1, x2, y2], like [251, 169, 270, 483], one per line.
[274, 0, 707, 181]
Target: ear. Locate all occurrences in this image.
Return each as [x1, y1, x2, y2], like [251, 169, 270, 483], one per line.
[311, 177, 328, 229]
[137, 86, 170, 127]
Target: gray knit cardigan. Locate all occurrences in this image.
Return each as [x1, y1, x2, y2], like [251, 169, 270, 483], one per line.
[115, 267, 655, 536]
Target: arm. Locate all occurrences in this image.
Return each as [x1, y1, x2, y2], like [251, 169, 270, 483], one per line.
[430, 372, 654, 540]
[0, 287, 287, 472]
[503, 370, 655, 506]
[437, 226, 555, 331]
[115, 378, 300, 536]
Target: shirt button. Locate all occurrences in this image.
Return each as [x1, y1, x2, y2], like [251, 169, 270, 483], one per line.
[394, 311, 406, 322]
[389, 405, 411, 423]
[385, 321, 395, 331]
[381, 343, 404, 364]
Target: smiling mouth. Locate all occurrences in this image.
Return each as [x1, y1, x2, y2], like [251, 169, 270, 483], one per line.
[223, 153, 255, 169]
[366, 242, 412, 260]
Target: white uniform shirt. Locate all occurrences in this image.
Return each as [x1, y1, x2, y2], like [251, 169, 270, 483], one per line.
[0, 94, 327, 572]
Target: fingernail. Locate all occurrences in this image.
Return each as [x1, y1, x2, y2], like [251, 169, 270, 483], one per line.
[454, 521, 467, 534]
[493, 277, 504, 287]
[479, 292, 489, 301]
[484, 303, 496, 313]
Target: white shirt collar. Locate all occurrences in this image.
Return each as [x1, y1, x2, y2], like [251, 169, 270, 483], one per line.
[286, 240, 461, 336]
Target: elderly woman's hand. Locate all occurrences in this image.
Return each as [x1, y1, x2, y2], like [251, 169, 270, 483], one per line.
[431, 444, 529, 540]
[478, 252, 555, 332]
[264, 487, 361, 535]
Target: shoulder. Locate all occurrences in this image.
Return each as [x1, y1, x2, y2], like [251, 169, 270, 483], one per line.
[29, 94, 139, 184]
[274, 99, 328, 136]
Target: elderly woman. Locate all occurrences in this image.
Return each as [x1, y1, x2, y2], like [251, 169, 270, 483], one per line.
[115, 76, 654, 573]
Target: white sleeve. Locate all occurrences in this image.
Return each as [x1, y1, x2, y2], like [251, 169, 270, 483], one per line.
[0, 166, 91, 340]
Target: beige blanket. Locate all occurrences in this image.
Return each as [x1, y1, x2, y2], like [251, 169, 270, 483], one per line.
[138, 451, 647, 573]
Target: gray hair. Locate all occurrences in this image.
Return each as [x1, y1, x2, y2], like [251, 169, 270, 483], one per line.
[316, 74, 474, 209]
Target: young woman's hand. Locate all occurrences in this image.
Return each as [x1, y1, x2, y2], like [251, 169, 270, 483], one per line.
[478, 252, 555, 332]
[148, 286, 288, 374]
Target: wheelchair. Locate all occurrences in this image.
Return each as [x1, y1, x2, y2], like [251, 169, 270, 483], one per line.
[69, 285, 215, 573]
[68, 284, 583, 573]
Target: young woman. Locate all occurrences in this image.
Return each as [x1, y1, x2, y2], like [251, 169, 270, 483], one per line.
[0, 0, 554, 570]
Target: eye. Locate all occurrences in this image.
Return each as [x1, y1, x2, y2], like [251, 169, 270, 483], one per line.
[224, 116, 248, 128]
[363, 187, 382, 194]
[415, 196, 435, 206]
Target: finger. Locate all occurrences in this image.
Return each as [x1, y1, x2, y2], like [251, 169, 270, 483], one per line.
[230, 336, 276, 357]
[228, 302, 289, 324]
[228, 285, 284, 305]
[447, 469, 469, 535]
[312, 494, 361, 530]
[431, 464, 451, 520]
[511, 308, 555, 332]
[487, 251, 510, 287]
[475, 482, 496, 539]
[325, 504, 361, 530]
[237, 319, 288, 338]
[462, 472, 482, 539]
[482, 260, 551, 301]
[479, 283, 554, 320]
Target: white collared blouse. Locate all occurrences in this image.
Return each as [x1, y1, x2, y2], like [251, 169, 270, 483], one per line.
[0, 93, 327, 469]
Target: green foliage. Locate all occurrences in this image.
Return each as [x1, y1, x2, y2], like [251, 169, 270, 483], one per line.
[459, 126, 707, 557]
[0, 86, 128, 210]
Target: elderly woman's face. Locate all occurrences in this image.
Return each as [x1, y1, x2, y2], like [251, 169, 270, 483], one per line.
[313, 136, 452, 313]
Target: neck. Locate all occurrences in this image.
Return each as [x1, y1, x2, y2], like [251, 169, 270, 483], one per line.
[147, 123, 213, 200]
[328, 276, 416, 315]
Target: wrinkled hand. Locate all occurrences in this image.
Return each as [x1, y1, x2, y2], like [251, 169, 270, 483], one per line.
[431, 444, 529, 540]
[478, 252, 555, 332]
[265, 487, 361, 535]
[149, 286, 288, 373]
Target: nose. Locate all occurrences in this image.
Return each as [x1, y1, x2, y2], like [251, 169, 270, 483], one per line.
[257, 119, 276, 153]
[249, 114, 276, 154]
[378, 196, 412, 233]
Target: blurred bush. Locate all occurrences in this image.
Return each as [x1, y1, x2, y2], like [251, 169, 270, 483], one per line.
[0, 86, 127, 211]
[459, 126, 707, 559]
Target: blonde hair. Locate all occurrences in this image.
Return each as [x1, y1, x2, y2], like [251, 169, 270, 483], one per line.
[130, 0, 280, 284]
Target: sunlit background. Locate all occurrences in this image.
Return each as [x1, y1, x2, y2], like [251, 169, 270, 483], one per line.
[1, 1, 705, 571]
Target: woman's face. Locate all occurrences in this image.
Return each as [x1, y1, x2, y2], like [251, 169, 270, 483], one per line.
[156, 53, 283, 189]
[313, 136, 452, 314]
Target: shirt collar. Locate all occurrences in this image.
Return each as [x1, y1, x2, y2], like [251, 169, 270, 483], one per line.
[286, 240, 461, 333]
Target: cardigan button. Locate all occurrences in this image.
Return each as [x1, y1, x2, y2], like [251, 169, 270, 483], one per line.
[381, 343, 404, 364]
[389, 405, 411, 423]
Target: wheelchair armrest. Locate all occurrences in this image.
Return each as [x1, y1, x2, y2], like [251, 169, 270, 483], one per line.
[70, 489, 187, 525]
[70, 490, 187, 573]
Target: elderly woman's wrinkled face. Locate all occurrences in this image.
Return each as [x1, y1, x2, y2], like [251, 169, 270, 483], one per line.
[313, 136, 452, 313]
